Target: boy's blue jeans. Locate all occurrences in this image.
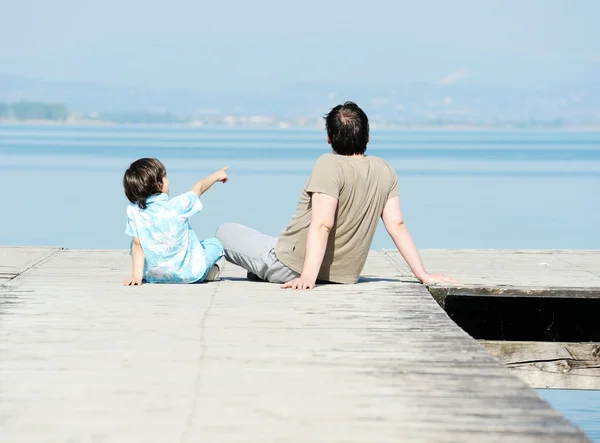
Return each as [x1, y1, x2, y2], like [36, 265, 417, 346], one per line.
[198, 237, 224, 282]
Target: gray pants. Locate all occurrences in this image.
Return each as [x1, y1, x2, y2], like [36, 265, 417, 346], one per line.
[215, 223, 299, 284]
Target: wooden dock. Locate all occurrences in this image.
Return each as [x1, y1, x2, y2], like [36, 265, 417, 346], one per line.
[0, 247, 596, 442]
[408, 249, 600, 391]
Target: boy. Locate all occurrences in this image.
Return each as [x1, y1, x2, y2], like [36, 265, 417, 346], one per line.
[123, 158, 228, 285]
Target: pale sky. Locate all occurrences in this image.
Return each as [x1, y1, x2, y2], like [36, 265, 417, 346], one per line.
[1, 0, 599, 90]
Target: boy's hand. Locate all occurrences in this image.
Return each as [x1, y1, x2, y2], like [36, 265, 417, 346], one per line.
[123, 277, 143, 286]
[214, 166, 229, 183]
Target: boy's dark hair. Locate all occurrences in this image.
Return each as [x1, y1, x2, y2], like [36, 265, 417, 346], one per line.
[324, 101, 370, 156]
[123, 158, 166, 209]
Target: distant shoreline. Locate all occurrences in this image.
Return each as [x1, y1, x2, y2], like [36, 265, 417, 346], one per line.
[2, 118, 600, 132]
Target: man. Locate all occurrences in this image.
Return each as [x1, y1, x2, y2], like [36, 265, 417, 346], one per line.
[216, 101, 454, 290]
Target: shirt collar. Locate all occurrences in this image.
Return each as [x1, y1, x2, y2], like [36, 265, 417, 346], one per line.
[146, 193, 168, 203]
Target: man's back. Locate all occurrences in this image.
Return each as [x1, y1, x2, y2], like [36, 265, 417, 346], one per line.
[275, 153, 398, 283]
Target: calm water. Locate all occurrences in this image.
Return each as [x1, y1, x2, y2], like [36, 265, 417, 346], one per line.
[1, 124, 600, 438]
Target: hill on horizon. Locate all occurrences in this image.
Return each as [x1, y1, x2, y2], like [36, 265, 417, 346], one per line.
[1, 74, 599, 124]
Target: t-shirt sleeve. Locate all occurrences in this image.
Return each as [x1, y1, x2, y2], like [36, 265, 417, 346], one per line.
[169, 191, 203, 219]
[125, 206, 139, 238]
[305, 155, 342, 199]
[387, 164, 400, 200]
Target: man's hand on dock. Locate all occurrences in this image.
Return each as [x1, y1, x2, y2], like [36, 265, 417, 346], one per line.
[420, 273, 458, 285]
[281, 276, 316, 290]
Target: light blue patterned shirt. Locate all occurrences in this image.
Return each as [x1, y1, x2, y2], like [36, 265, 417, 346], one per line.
[125, 192, 207, 283]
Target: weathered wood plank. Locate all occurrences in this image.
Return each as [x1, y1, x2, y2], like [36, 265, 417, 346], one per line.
[0, 248, 590, 442]
[482, 340, 600, 390]
[0, 246, 62, 284]
[383, 249, 600, 290]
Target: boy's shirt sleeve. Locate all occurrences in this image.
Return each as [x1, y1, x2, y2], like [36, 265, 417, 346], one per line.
[170, 191, 203, 219]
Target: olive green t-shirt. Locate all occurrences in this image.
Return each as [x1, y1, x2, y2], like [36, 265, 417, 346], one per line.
[275, 153, 399, 284]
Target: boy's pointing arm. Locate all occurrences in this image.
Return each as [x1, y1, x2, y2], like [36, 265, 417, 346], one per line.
[191, 166, 229, 197]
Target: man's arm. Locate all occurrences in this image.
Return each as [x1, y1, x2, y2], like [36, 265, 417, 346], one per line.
[281, 193, 338, 290]
[191, 166, 229, 197]
[382, 196, 456, 284]
[124, 237, 145, 286]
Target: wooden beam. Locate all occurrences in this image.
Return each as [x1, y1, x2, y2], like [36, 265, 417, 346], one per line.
[481, 340, 600, 390]
[428, 286, 600, 309]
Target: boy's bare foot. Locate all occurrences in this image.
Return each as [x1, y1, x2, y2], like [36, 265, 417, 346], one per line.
[204, 264, 221, 282]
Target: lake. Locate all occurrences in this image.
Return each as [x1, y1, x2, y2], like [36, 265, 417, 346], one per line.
[1, 123, 599, 439]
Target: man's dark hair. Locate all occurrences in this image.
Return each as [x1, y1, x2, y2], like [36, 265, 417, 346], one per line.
[324, 101, 370, 156]
[123, 158, 166, 209]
